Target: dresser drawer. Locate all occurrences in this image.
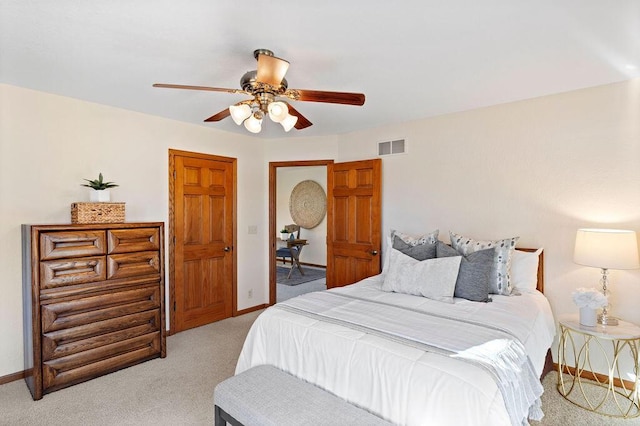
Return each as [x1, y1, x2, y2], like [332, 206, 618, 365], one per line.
[40, 256, 107, 290]
[41, 285, 161, 333]
[43, 332, 161, 391]
[42, 310, 161, 361]
[40, 231, 106, 260]
[108, 228, 160, 254]
[107, 251, 160, 279]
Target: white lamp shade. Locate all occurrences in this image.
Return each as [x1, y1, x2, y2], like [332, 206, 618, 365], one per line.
[268, 101, 289, 123]
[243, 114, 262, 133]
[574, 228, 640, 270]
[280, 114, 298, 132]
[229, 104, 252, 125]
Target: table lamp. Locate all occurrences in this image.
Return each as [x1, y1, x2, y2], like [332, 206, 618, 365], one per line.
[573, 228, 640, 326]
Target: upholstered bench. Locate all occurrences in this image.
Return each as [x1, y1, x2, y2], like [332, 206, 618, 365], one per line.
[214, 365, 391, 426]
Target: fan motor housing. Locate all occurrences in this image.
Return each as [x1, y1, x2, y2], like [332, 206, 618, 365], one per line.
[240, 71, 288, 93]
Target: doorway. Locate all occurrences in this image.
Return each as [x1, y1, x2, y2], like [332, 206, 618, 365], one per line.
[269, 160, 333, 305]
[275, 165, 328, 302]
[169, 149, 237, 334]
[269, 158, 382, 305]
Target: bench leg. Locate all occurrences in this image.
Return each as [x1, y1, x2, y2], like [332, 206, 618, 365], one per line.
[215, 405, 243, 426]
[215, 405, 226, 426]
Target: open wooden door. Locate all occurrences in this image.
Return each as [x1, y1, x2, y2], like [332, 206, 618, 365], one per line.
[169, 150, 236, 333]
[326, 159, 382, 288]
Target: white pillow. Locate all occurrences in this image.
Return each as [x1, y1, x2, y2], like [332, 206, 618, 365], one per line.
[381, 234, 392, 275]
[381, 248, 461, 303]
[511, 248, 542, 293]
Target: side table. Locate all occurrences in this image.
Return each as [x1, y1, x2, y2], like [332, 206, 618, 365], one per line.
[557, 314, 640, 418]
[277, 238, 308, 279]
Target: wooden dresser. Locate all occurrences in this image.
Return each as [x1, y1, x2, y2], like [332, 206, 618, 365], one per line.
[22, 222, 166, 400]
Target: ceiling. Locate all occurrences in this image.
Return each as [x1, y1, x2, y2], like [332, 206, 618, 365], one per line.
[1, 1, 638, 139]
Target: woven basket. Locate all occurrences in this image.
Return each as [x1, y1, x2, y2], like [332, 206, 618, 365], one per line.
[71, 202, 125, 224]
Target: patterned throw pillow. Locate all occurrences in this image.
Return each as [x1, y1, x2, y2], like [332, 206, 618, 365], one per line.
[449, 231, 519, 295]
[383, 230, 439, 275]
[392, 229, 439, 261]
[392, 229, 439, 246]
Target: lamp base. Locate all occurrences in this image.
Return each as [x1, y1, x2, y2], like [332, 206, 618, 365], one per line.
[597, 314, 618, 326]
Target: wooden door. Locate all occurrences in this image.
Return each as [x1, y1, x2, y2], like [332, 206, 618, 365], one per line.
[169, 150, 236, 332]
[326, 159, 382, 288]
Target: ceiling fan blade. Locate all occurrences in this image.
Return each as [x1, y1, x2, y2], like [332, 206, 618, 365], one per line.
[204, 108, 231, 122]
[286, 89, 365, 106]
[256, 54, 290, 86]
[153, 83, 246, 95]
[284, 103, 313, 129]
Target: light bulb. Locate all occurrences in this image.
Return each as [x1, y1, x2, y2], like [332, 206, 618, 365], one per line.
[280, 114, 298, 132]
[244, 114, 263, 133]
[268, 101, 289, 123]
[229, 104, 252, 125]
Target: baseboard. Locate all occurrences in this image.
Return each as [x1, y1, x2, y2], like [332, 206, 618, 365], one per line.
[554, 363, 636, 389]
[276, 260, 326, 269]
[235, 304, 268, 316]
[0, 369, 26, 385]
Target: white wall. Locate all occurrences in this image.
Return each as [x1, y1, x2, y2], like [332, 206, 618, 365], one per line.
[334, 78, 640, 374]
[276, 166, 327, 266]
[3, 78, 639, 380]
[0, 84, 268, 377]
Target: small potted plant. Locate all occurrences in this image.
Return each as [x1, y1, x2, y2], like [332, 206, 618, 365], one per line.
[280, 228, 289, 240]
[82, 172, 118, 202]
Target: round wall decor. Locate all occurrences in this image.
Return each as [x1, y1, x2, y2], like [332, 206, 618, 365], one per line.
[289, 180, 327, 229]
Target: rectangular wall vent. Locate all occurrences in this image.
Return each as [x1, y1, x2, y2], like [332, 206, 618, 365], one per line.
[378, 139, 406, 156]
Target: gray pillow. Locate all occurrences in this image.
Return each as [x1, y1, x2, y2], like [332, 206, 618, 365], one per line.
[449, 231, 519, 295]
[393, 235, 437, 261]
[436, 241, 493, 302]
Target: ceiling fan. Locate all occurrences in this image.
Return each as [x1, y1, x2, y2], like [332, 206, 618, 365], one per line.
[153, 49, 365, 133]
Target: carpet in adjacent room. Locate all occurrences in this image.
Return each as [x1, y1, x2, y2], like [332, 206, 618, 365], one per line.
[276, 265, 325, 286]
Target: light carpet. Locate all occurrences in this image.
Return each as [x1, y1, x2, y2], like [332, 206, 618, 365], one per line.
[1, 310, 638, 425]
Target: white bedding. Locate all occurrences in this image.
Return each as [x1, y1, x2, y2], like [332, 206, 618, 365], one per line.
[236, 274, 555, 426]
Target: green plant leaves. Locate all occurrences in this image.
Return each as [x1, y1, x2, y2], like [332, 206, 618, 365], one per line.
[81, 172, 119, 190]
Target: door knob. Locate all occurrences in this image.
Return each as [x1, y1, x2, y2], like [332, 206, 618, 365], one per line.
[371, 250, 378, 256]
[223, 246, 231, 252]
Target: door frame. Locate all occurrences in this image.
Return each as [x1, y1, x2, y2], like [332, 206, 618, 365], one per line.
[168, 149, 238, 335]
[268, 160, 333, 306]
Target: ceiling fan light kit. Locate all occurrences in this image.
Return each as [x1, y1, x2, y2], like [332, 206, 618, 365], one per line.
[267, 101, 288, 123]
[229, 104, 252, 125]
[154, 49, 365, 134]
[244, 113, 263, 133]
[280, 113, 299, 132]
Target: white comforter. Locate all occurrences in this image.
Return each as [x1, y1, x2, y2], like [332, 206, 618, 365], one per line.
[236, 275, 555, 426]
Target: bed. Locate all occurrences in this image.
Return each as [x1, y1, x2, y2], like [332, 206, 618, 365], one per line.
[236, 240, 555, 426]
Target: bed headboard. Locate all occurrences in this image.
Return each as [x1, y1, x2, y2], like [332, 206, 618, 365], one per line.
[518, 248, 544, 293]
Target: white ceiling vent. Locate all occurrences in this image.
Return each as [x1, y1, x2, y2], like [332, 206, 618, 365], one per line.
[378, 139, 406, 156]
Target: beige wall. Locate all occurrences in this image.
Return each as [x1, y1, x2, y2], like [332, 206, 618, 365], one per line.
[276, 166, 327, 266]
[334, 78, 640, 374]
[2, 78, 639, 379]
[0, 84, 269, 377]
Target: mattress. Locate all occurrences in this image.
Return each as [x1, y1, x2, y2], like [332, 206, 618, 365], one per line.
[236, 274, 556, 425]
